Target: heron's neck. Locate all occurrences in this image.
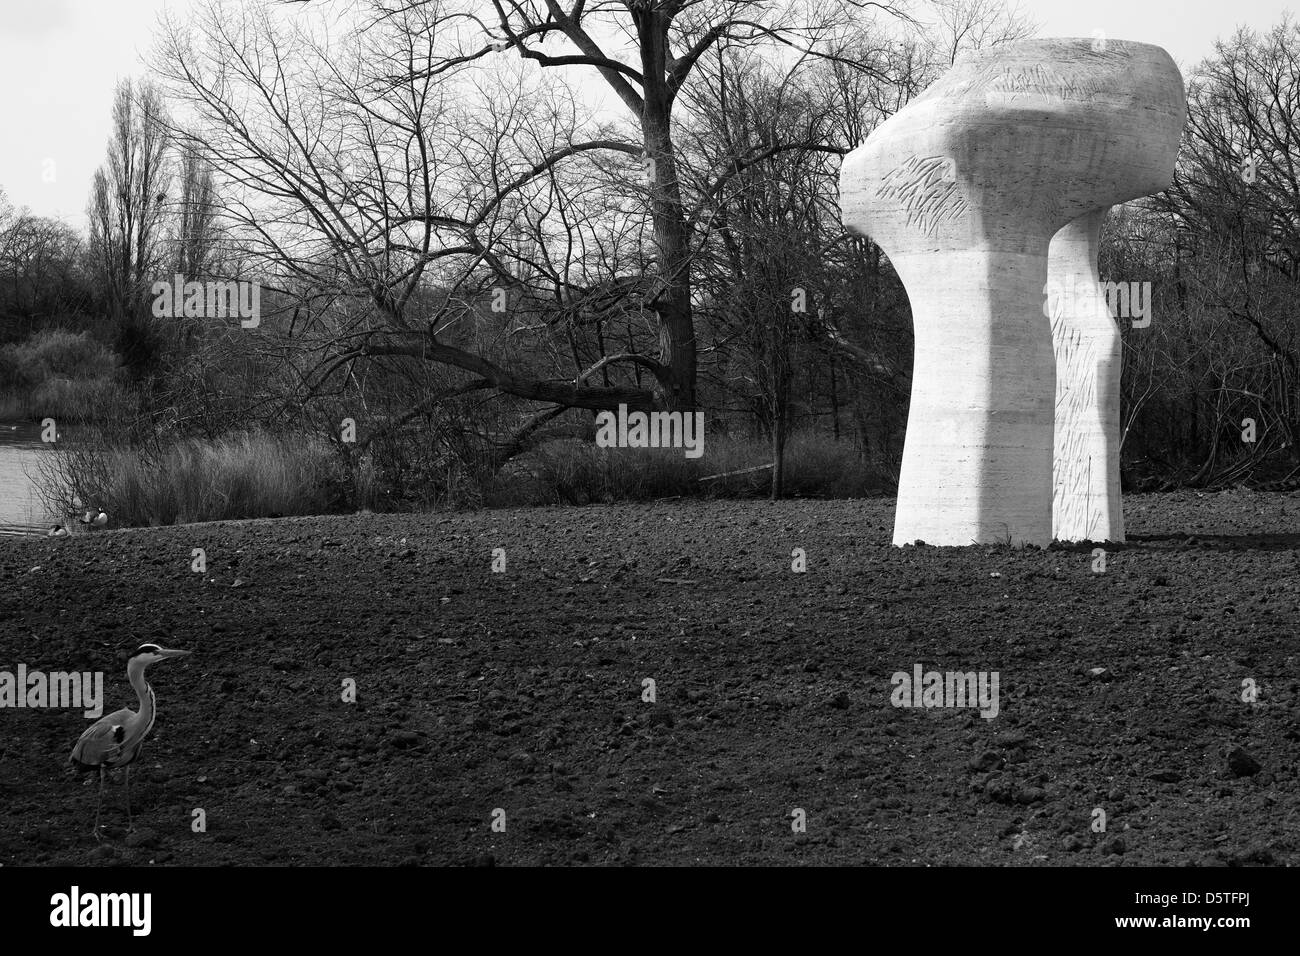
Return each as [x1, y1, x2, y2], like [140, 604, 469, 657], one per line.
[127, 660, 155, 721]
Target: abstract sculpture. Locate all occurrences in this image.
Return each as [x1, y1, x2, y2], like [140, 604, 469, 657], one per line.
[839, 38, 1186, 546]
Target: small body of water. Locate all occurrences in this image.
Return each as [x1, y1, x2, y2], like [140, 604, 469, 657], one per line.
[0, 420, 54, 535]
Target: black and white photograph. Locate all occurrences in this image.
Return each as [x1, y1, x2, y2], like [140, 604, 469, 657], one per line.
[0, 0, 1292, 935]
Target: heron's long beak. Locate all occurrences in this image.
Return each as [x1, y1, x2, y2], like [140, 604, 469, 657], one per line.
[158, 648, 192, 659]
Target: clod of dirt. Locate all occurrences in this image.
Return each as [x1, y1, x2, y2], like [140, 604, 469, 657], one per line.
[1101, 836, 1127, 855]
[1223, 845, 1274, 866]
[969, 750, 1001, 772]
[510, 751, 538, 771]
[985, 779, 1015, 803]
[1227, 745, 1263, 778]
[124, 828, 159, 849]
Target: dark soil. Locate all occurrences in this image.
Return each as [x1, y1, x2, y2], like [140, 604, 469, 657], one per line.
[1, 491, 1297, 866]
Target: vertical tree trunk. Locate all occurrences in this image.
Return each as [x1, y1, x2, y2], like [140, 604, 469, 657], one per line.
[638, 13, 696, 412]
[771, 400, 785, 500]
[829, 357, 840, 440]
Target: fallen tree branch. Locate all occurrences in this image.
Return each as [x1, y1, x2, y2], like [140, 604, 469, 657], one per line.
[698, 463, 774, 482]
[340, 326, 660, 413]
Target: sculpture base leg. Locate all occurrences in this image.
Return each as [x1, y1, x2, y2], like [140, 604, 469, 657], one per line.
[891, 248, 1055, 547]
[1049, 211, 1125, 543]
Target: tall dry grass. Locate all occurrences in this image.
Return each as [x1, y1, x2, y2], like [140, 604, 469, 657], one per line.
[486, 432, 886, 505]
[35, 430, 341, 526]
[32, 425, 884, 529]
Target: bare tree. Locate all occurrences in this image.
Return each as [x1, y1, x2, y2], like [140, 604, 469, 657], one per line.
[217, 0, 909, 416]
[152, 0, 661, 423]
[174, 143, 219, 278]
[86, 78, 172, 375]
[922, 0, 1035, 67]
[1141, 16, 1300, 484]
[0, 212, 88, 338]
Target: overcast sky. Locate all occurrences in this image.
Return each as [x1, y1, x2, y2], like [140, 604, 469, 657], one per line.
[0, 0, 1293, 228]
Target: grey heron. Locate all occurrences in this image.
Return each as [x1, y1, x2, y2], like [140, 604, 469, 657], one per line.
[69, 643, 192, 839]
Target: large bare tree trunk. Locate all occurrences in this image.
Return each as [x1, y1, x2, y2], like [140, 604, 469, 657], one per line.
[639, 11, 696, 411]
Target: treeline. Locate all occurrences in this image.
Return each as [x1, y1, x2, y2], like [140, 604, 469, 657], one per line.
[1, 1, 1296, 525]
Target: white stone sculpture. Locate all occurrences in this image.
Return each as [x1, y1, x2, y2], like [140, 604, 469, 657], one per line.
[839, 38, 1185, 546]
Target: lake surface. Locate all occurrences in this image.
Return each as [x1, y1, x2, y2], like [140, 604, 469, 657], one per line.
[0, 420, 53, 535]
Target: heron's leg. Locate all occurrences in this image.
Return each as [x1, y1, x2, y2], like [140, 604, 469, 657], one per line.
[92, 767, 104, 840]
[125, 765, 134, 832]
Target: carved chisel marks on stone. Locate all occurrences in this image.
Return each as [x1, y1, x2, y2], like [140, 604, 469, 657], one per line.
[982, 65, 1108, 104]
[1050, 298, 1105, 538]
[932, 58, 1115, 107]
[1076, 44, 1130, 63]
[877, 155, 969, 237]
